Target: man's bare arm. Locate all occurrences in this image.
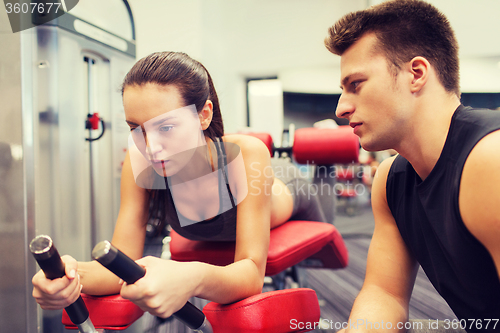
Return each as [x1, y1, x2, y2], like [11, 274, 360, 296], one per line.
[343, 156, 419, 332]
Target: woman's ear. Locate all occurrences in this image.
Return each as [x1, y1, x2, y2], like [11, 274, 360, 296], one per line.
[199, 100, 213, 130]
[408, 56, 430, 94]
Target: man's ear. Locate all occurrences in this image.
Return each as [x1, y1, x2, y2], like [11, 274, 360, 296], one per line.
[408, 56, 430, 93]
[199, 100, 213, 130]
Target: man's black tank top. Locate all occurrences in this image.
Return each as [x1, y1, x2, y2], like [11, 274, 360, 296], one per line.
[386, 105, 500, 327]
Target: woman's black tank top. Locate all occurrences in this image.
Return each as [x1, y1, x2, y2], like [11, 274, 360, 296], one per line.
[166, 138, 238, 241]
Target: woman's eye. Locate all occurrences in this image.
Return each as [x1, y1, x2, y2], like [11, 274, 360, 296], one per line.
[159, 125, 173, 132]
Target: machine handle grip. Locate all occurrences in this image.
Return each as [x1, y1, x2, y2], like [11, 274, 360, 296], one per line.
[29, 235, 95, 332]
[92, 241, 207, 330]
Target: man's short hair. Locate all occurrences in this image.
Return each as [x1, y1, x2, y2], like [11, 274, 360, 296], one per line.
[325, 0, 460, 97]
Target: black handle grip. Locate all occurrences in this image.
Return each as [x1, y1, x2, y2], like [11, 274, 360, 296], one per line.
[29, 235, 90, 325]
[92, 241, 206, 330]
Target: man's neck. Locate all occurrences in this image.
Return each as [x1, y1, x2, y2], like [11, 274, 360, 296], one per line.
[395, 94, 461, 181]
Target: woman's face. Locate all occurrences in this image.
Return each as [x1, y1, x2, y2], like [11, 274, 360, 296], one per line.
[123, 83, 205, 178]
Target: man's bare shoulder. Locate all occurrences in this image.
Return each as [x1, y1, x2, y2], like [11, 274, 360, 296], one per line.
[460, 130, 500, 223]
[459, 129, 500, 276]
[372, 154, 398, 200]
[461, 129, 500, 201]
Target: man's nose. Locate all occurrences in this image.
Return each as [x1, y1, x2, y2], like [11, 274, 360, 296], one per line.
[336, 94, 355, 119]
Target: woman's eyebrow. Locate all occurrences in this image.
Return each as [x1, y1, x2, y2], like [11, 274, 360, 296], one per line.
[125, 120, 139, 126]
[126, 116, 177, 127]
[149, 115, 177, 127]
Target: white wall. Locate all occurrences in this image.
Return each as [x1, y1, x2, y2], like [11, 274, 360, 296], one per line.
[247, 79, 284, 144]
[127, 0, 500, 133]
[127, 0, 365, 133]
[428, 0, 500, 92]
[460, 57, 500, 93]
[129, 0, 204, 60]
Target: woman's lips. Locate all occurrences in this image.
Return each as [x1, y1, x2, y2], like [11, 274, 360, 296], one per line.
[151, 160, 169, 167]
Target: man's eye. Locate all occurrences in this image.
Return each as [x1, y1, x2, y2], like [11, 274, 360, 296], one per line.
[352, 81, 361, 89]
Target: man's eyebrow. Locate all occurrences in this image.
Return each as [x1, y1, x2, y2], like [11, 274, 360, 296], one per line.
[340, 72, 363, 90]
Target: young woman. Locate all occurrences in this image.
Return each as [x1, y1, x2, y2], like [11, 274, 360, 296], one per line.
[32, 52, 326, 319]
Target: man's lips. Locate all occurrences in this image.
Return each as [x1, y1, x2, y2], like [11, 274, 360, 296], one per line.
[350, 122, 362, 134]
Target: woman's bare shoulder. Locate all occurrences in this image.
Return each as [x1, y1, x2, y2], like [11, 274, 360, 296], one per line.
[222, 134, 268, 155]
[221, 134, 271, 173]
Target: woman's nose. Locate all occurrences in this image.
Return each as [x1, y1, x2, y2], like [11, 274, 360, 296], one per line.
[145, 132, 163, 157]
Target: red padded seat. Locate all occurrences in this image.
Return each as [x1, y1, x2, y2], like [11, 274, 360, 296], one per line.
[62, 289, 320, 333]
[203, 288, 320, 333]
[336, 168, 356, 181]
[339, 188, 357, 198]
[293, 126, 359, 165]
[62, 294, 144, 330]
[170, 221, 348, 275]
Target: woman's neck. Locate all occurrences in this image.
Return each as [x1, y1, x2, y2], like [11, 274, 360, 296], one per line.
[168, 136, 215, 185]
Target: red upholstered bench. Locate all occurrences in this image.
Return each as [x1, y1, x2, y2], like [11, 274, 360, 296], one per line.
[62, 222, 348, 332]
[170, 220, 348, 274]
[293, 126, 359, 165]
[203, 288, 320, 333]
[62, 294, 144, 331]
[63, 289, 320, 332]
[163, 221, 348, 332]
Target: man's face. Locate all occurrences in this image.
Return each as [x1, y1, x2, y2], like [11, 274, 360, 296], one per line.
[337, 32, 412, 152]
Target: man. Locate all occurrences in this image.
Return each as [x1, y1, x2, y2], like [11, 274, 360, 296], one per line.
[325, 0, 500, 332]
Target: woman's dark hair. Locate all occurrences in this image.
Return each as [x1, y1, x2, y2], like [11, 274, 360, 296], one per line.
[122, 51, 223, 140]
[325, 0, 460, 97]
[122, 52, 224, 235]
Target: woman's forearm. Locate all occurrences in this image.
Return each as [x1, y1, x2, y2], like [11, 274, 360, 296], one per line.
[194, 259, 264, 304]
[78, 260, 122, 295]
[78, 256, 264, 305]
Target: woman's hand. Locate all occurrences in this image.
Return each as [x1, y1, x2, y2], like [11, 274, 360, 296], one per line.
[119, 256, 203, 318]
[32, 255, 82, 310]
